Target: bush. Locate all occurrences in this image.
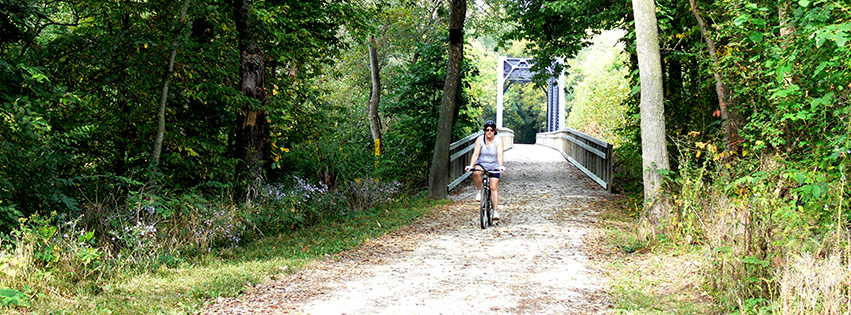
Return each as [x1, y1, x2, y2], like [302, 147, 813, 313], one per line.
[253, 178, 346, 232]
[659, 142, 851, 313]
[341, 178, 403, 211]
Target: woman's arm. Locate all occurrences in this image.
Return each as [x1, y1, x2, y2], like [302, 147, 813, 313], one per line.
[497, 136, 505, 171]
[468, 136, 483, 168]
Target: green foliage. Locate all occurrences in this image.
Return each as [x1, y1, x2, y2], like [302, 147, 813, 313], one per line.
[0, 62, 79, 231]
[0, 189, 432, 314]
[0, 211, 107, 308]
[381, 34, 481, 187]
[0, 288, 29, 308]
[0, 0, 366, 233]
[660, 145, 850, 312]
[563, 30, 631, 147]
[559, 0, 851, 309]
[251, 178, 345, 232]
[498, 0, 626, 78]
[273, 106, 376, 187]
[689, 0, 850, 164]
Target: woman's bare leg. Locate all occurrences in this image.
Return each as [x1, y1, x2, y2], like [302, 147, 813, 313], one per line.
[490, 177, 500, 214]
[472, 165, 483, 190]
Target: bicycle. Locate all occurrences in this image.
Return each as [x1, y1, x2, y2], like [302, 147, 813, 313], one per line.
[469, 166, 499, 229]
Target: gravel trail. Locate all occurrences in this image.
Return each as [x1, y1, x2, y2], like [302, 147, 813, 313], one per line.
[201, 144, 613, 314]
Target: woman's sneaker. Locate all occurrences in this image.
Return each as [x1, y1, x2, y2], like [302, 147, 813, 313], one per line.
[493, 210, 500, 223]
[475, 190, 482, 201]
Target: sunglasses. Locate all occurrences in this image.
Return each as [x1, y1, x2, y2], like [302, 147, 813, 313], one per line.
[484, 128, 495, 132]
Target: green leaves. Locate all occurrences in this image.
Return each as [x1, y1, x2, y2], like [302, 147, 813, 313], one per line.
[813, 23, 851, 48]
[0, 288, 30, 308]
[749, 32, 764, 43]
[500, 0, 625, 76]
[734, 14, 751, 26]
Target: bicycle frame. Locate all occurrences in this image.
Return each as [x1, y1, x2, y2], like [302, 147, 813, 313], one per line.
[470, 166, 499, 229]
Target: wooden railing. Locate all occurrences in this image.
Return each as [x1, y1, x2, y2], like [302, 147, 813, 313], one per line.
[447, 128, 514, 192]
[536, 129, 613, 192]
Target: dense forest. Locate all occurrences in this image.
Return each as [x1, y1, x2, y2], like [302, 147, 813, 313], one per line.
[1, 0, 849, 313]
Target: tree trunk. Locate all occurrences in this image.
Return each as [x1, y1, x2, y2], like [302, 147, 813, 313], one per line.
[427, 0, 466, 199]
[151, 0, 192, 174]
[778, 0, 796, 39]
[632, 0, 670, 223]
[688, 0, 740, 152]
[232, 0, 270, 202]
[368, 35, 383, 156]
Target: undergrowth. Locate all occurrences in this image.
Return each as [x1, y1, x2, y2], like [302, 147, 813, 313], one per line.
[606, 135, 851, 314]
[0, 178, 429, 314]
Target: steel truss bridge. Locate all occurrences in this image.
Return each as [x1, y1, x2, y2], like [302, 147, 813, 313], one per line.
[496, 56, 566, 132]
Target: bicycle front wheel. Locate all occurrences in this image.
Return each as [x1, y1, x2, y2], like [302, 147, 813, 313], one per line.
[480, 192, 488, 229]
[480, 180, 489, 229]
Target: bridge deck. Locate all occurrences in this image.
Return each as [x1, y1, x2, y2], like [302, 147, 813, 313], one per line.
[450, 143, 609, 202]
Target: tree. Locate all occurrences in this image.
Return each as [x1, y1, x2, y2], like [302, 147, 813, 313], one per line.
[499, 84, 545, 144]
[151, 0, 192, 175]
[427, 0, 467, 199]
[563, 30, 630, 146]
[631, 0, 670, 222]
[498, 0, 625, 77]
[688, 0, 741, 153]
[368, 35, 383, 156]
[231, 0, 270, 202]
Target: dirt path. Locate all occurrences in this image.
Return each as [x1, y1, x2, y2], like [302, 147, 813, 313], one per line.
[201, 144, 614, 314]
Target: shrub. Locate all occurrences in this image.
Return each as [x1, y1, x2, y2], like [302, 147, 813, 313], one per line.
[0, 212, 107, 308]
[341, 178, 403, 211]
[253, 177, 346, 232]
[660, 142, 851, 313]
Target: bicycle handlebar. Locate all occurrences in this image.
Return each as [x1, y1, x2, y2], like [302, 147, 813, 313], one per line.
[468, 168, 499, 173]
[466, 164, 503, 174]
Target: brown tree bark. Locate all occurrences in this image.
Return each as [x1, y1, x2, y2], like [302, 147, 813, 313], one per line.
[232, 0, 270, 202]
[632, 0, 670, 223]
[368, 35, 383, 156]
[427, 0, 466, 199]
[689, 0, 741, 152]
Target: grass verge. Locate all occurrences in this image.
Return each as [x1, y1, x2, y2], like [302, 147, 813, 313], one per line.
[28, 196, 438, 315]
[591, 195, 721, 314]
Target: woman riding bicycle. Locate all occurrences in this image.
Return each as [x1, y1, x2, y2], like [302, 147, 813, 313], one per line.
[465, 120, 506, 222]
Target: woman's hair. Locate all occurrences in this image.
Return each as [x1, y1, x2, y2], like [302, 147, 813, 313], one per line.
[483, 120, 497, 135]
